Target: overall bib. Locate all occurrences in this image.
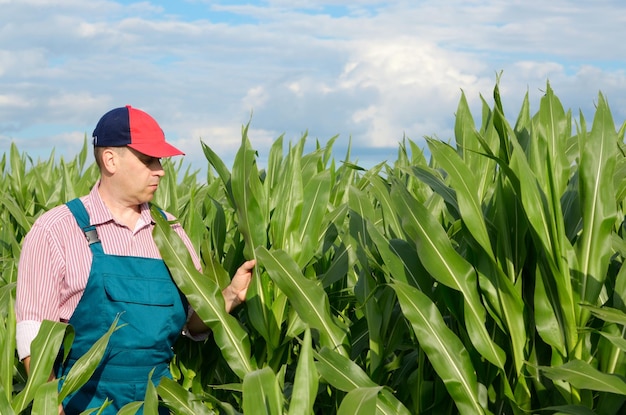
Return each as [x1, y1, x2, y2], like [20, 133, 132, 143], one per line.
[57, 199, 187, 414]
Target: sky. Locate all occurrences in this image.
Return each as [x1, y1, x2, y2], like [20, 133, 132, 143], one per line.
[1, 0, 626, 174]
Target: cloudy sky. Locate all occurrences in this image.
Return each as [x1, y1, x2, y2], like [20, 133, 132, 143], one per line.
[1, 0, 625, 173]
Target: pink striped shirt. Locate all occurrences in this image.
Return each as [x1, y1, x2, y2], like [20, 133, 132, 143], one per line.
[15, 182, 201, 360]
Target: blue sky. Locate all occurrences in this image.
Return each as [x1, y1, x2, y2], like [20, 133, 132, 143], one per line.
[1, 0, 625, 173]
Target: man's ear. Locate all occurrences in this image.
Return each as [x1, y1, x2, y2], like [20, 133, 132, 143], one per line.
[100, 147, 120, 174]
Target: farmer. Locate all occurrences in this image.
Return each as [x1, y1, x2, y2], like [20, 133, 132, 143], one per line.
[15, 105, 255, 414]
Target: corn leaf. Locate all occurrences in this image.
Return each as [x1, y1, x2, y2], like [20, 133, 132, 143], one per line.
[242, 367, 282, 415]
[117, 401, 143, 415]
[11, 320, 68, 413]
[270, 137, 304, 258]
[508, 136, 577, 355]
[255, 247, 348, 356]
[315, 347, 411, 415]
[427, 138, 493, 258]
[576, 93, 618, 312]
[540, 360, 626, 395]
[391, 182, 506, 370]
[59, 315, 124, 401]
[287, 328, 317, 415]
[0, 285, 16, 403]
[337, 387, 381, 415]
[368, 175, 403, 238]
[143, 368, 159, 415]
[158, 378, 214, 415]
[391, 280, 488, 415]
[231, 126, 273, 346]
[152, 206, 254, 378]
[31, 379, 59, 415]
[0, 384, 15, 415]
[298, 170, 331, 267]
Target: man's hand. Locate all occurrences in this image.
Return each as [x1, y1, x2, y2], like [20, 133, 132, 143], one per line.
[186, 259, 256, 335]
[222, 259, 256, 312]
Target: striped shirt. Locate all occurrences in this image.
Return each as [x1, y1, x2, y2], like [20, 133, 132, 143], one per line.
[15, 182, 201, 360]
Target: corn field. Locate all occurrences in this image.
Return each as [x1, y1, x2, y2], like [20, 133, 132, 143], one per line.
[2, 81, 626, 414]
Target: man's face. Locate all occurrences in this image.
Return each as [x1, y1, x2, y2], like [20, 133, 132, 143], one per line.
[115, 146, 165, 205]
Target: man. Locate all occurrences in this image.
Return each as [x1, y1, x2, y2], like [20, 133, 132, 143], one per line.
[15, 105, 255, 414]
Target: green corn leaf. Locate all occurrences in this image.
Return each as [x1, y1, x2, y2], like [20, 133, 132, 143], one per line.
[0, 285, 16, 403]
[531, 82, 571, 196]
[152, 205, 254, 378]
[427, 139, 494, 258]
[509, 127, 557, 255]
[581, 304, 626, 326]
[315, 347, 411, 415]
[298, 170, 331, 267]
[0, 194, 33, 234]
[230, 126, 272, 346]
[541, 404, 598, 415]
[203, 253, 233, 291]
[83, 398, 112, 414]
[368, 175, 403, 238]
[354, 272, 383, 377]
[231, 123, 267, 259]
[270, 138, 304, 257]
[455, 91, 498, 200]
[491, 78, 513, 163]
[391, 280, 488, 415]
[390, 182, 506, 370]
[539, 360, 626, 395]
[158, 377, 214, 415]
[206, 197, 227, 260]
[508, 135, 578, 354]
[142, 369, 159, 415]
[59, 315, 124, 401]
[11, 320, 68, 413]
[265, 134, 285, 197]
[31, 379, 59, 415]
[242, 367, 283, 415]
[330, 160, 356, 207]
[576, 93, 618, 313]
[287, 329, 318, 415]
[201, 141, 233, 204]
[255, 247, 348, 356]
[409, 165, 459, 216]
[117, 401, 143, 415]
[180, 186, 208, 253]
[534, 264, 567, 356]
[319, 243, 350, 289]
[0, 384, 15, 415]
[60, 159, 78, 203]
[348, 186, 375, 254]
[455, 90, 479, 159]
[315, 347, 378, 392]
[9, 143, 25, 201]
[337, 387, 381, 415]
[596, 331, 626, 354]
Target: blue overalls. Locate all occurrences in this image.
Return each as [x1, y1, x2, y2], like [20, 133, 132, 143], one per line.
[56, 199, 188, 414]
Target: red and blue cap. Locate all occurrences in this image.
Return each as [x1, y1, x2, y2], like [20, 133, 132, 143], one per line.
[92, 105, 184, 157]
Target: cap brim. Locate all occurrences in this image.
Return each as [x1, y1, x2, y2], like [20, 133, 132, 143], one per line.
[128, 142, 185, 158]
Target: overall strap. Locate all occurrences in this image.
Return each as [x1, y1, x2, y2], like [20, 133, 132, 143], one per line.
[66, 198, 104, 255]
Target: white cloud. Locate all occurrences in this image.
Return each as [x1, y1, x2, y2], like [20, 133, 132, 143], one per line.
[0, 0, 625, 171]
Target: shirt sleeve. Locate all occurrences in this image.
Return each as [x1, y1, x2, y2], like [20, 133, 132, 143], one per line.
[15, 221, 65, 360]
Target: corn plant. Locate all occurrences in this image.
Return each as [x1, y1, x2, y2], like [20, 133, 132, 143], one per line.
[4, 80, 626, 414]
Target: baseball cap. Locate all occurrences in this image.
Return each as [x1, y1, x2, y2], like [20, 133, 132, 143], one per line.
[92, 105, 184, 157]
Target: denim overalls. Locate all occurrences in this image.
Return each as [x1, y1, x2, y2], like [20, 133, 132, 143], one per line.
[57, 198, 187, 414]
